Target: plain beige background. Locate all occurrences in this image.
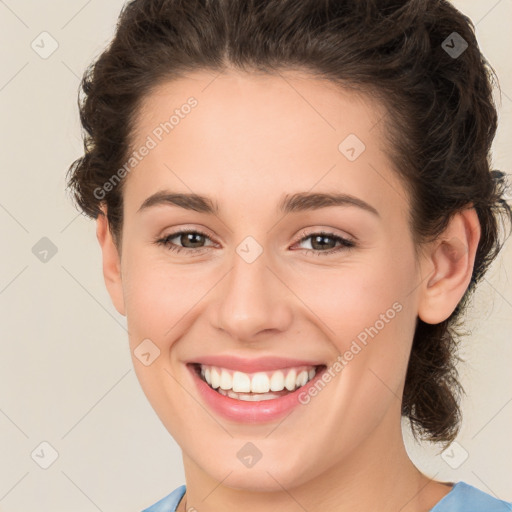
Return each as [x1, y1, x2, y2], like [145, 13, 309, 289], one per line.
[0, 1, 511, 510]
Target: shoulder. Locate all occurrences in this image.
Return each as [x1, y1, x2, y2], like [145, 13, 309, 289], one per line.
[141, 484, 186, 512]
[139, 482, 512, 512]
[431, 482, 512, 512]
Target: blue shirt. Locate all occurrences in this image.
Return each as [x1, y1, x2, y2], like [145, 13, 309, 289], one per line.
[141, 482, 512, 511]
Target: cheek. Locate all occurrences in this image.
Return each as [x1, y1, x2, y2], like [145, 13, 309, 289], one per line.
[292, 249, 417, 349]
[289, 249, 418, 425]
[121, 247, 212, 349]
[121, 248, 202, 438]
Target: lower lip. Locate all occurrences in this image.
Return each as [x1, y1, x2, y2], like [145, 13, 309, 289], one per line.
[187, 364, 326, 423]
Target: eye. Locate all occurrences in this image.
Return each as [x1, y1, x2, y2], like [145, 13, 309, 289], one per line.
[154, 228, 356, 256]
[154, 229, 215, 255]
[293, 230, 355, 256]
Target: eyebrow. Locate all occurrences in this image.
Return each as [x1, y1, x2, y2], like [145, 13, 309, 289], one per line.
[137, 190, 380, 217]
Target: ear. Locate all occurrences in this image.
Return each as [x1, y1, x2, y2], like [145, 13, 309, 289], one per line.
[417, 207, 481, 324]
[96, 206, 126, 316]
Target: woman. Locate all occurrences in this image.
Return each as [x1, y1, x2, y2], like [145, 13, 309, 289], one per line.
[66, 0, 512, 510]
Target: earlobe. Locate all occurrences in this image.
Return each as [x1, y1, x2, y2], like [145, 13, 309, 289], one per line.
[417, 208, 481, 325]
[96, 208, 126, 316]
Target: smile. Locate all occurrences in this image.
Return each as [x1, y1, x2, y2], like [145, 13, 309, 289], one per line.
[197, 364, 319, 401]
[187, 360, 327, 422]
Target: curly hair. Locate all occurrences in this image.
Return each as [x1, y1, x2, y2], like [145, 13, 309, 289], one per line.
[66, 0, 511, 445]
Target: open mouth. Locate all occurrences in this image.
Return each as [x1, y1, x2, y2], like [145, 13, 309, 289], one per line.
[190, 363, 326, 402]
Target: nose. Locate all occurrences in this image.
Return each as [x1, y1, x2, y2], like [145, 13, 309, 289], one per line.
[214, 243, 293, 342]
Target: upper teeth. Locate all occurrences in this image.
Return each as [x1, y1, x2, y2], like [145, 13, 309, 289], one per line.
[200, 365, 317, 393]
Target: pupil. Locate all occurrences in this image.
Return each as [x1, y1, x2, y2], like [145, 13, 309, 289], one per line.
[312, 235, 333, 250]
[184, 233, 203, 248]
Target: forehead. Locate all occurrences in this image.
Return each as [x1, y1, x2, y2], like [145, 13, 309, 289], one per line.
[124, 69, 408, 221]
[134, 68, 386, 145]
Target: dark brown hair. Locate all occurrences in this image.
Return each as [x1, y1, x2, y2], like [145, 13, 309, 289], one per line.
[66, 0, 511, 445]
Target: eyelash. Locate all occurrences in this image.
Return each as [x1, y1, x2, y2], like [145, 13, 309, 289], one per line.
[153, 229, 355, 257]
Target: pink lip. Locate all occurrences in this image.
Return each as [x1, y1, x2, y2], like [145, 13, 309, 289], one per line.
[187, 363, 326, 423]
[188, 355, 324, 373]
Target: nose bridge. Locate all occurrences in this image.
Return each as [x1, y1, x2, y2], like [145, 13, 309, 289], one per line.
[215, 234, 291, 339]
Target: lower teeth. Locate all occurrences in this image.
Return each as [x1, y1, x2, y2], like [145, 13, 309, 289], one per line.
[215, 387, 291, 401]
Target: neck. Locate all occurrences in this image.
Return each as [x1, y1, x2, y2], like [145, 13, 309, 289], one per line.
[179, 406, 451, 512]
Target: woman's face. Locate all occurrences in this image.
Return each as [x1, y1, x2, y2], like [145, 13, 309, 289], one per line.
[106, 70, 426, 490]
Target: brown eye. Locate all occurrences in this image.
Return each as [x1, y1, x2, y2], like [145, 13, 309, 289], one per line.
[295, 231, 355, 256]
[155, 230, 214, 254]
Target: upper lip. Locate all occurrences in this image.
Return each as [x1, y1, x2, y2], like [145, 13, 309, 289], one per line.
[188, 355, 325, 373]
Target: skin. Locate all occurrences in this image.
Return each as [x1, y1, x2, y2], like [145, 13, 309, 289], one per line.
[96, 69, 481, 511]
